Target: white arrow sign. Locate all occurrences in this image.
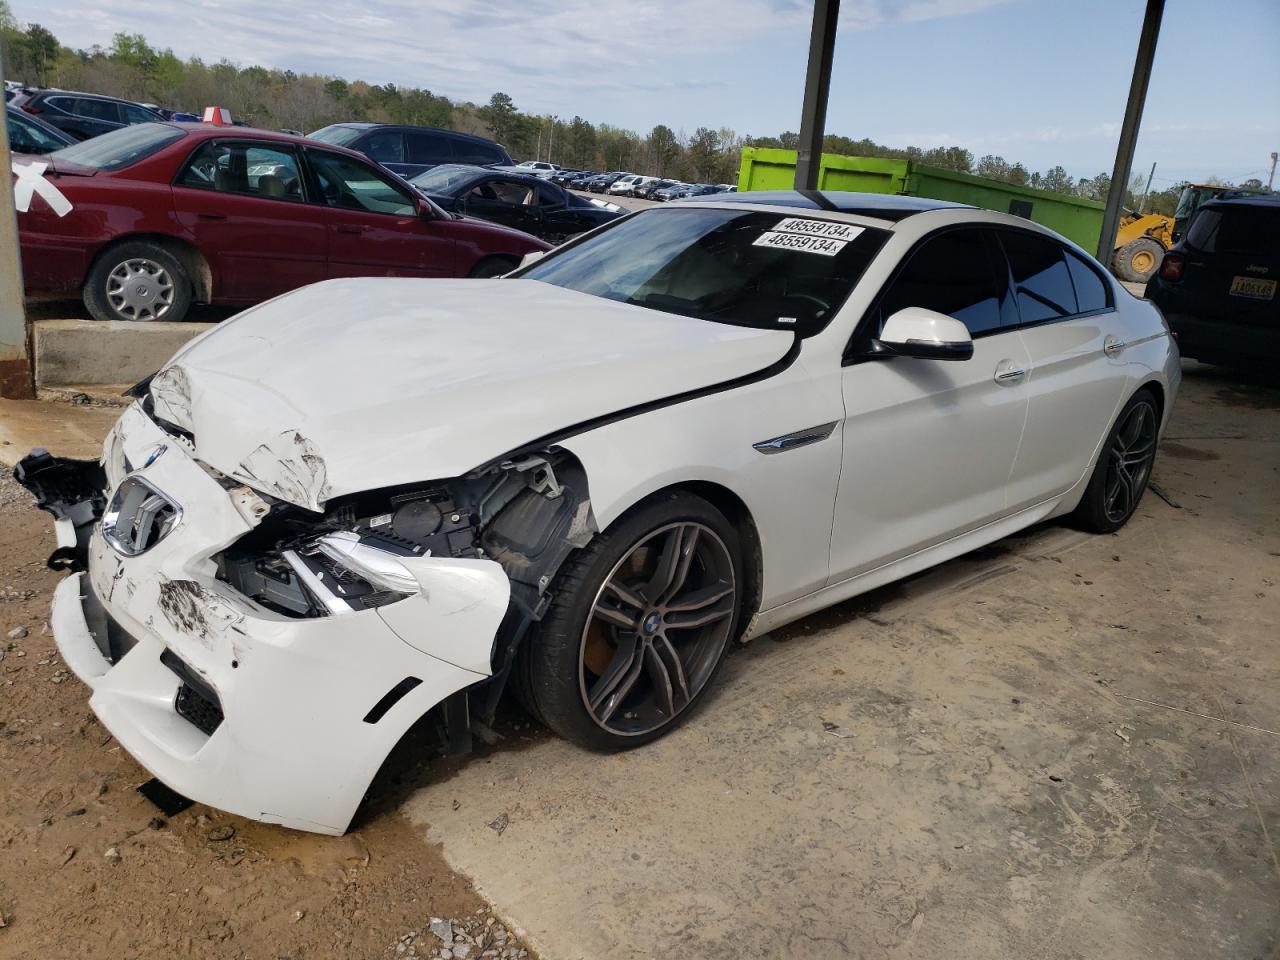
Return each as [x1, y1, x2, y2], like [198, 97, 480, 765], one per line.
[11, 160, 73, 218]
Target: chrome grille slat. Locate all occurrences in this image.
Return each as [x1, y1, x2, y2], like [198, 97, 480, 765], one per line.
[102, 476, 182, 557]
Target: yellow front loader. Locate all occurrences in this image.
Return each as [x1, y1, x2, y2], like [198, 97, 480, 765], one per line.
[1112, 211, 1174, 283]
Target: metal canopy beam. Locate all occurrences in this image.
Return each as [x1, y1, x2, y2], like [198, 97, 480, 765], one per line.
[794, 0, 840, 191]
[1096, 0, 1165, 262]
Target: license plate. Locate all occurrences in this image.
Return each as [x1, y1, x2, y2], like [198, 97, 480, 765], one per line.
[1229, 276, 1277, 300]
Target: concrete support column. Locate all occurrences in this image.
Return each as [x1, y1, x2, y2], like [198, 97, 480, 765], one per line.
[0, 47, 35, 399]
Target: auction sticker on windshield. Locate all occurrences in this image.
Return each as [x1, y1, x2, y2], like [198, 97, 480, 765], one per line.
[772, 217, 864, 241]
[754, 231, 847, 256]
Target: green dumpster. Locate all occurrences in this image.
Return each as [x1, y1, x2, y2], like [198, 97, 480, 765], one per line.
[738, 147, 1105, 251]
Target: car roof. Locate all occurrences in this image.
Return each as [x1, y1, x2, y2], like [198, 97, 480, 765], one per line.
[1202, 194, 1280, 210]
[704, 190, 971, 222]
[166, 122, 375, 158]
[321, 121, 503, 146]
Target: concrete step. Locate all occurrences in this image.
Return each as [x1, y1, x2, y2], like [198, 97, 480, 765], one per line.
[33, 318, 215, 388]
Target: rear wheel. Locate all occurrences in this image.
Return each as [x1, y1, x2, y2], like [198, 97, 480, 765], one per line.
[1071, 389, 1160, 533]
[1113, 238, 1164, 284]
[84, 241, 192, 322]
[516, 492, 743, 751]
[469, 255, 519, 279]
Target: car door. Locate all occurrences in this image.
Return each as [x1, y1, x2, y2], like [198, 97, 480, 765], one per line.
[402, 130, 458, 179]
[996, 230, 1133, 509]
[458, 176, 544, 237]
[72, 97, 124, 137]
[358, 128, 410, 177]
[303, 148, 456, 278]
[171, 139, 329, 302]
[829, 227, 1032, 583]
[535, 181, 589, 241]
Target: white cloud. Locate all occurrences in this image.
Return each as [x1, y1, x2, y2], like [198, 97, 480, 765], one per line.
[14, 0, 1015, 123]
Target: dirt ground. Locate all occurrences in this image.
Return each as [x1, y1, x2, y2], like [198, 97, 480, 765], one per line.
[0, 360, 1276, 960]
[0, 466, 538, 959]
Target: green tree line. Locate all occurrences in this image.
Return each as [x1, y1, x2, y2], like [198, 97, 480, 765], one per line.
[2, 7, 1261, 211]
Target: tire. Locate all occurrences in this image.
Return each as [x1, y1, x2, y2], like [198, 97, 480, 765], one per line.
[1071, 389, 1160, 533]
[515, 491, 744, 752]
[468, 255, 519, 279]
[1112, 238, 1164, 284]
[84, 241, 192, 322]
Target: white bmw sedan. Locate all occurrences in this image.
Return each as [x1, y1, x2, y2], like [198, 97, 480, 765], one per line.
[18, 191, 1179, 835]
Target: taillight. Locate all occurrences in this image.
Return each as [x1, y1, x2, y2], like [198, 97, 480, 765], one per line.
[20, 103, 41, 114]
[1160, 252, 1185, 281]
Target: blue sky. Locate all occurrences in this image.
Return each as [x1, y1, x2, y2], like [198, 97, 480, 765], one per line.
[16, 0, 1280, 183]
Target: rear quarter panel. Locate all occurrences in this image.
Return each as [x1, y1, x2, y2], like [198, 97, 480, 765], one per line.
[17, 164, 186, 296]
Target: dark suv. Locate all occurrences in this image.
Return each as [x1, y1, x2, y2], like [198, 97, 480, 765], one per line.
[1149, 196, 1280, 367]
[8, 89, 164, 140]
[307, 123, 512, 179]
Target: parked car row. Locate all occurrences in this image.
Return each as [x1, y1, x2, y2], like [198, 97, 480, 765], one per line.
[552, 169, 737, 200]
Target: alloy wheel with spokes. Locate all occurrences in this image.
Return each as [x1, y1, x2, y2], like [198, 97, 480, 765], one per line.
[579, 521, 737, 737]
[1103, 398, 1158, 524]
[106, 257, 175, 321]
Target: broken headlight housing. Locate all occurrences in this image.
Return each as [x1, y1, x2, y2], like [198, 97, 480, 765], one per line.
[216, 486, 480, 617]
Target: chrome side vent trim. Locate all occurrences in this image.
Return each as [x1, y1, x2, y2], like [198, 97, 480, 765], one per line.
[752, 421, 839, 455]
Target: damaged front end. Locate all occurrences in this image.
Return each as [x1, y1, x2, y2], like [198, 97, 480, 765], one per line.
[211, 450, 596, 748]
[13, 396, 598, 832]
[14, 448, 107, 572]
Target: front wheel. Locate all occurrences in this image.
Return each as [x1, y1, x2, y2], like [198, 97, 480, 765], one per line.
[516, 492, 743, 751]
[1071, 389, 1160, 533]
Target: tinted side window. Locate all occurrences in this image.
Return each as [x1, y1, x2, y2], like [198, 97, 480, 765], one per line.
[878, 228, 1010, 336]
[999, 231, 1077, 323]
[121, 103, 159, 124]
[362, 130, 405, 164]
[75, 98, 121, 122]
[406, 132, 454, 164]
[1065, 250, 1110, 313]
[454, 141, 502, 165]
[535, 182, 566, 206]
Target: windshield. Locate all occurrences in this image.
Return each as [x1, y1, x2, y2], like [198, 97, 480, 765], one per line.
[520, 208, 888, 336]
[409, 164, 484, 193]
[49, 122, 184, 171]
[307, 124, 364, 146]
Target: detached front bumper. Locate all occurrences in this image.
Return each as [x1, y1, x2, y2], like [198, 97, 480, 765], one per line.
[23, 405, 511, 835]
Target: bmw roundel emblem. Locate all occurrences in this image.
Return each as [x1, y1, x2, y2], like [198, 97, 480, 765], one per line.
[143, 444, 168, 469]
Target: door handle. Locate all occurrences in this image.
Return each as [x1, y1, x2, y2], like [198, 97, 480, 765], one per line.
[196, 212, 226, 221]
[336, 225, 363, 234]
[1103, 335, 1127, 357]
[993, 360, 1027, 384]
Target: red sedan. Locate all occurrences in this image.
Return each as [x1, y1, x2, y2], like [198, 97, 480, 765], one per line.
[15, 123, 551, 322]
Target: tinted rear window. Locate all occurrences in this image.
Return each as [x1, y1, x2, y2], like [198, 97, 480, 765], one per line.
[50, 122, 184, 170]
[999, 231, 1077, 323]
[406, 131, 455, 164]
[1185, 205, 1279, 255]
[1065, 250, 1110, 313]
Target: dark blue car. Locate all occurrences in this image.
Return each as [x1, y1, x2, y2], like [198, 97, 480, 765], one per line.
[307, 123, 513, 179]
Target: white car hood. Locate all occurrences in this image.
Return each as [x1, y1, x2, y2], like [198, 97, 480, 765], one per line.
[148, 278, 792, 511]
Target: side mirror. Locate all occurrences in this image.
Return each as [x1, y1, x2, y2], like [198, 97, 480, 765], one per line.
[517, 250, 546, 271]
[874, 307, 973, 361]
[415, 196, 441, 219]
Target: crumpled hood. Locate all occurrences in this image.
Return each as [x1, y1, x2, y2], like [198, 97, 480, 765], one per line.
[149, 278, 792, 510]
